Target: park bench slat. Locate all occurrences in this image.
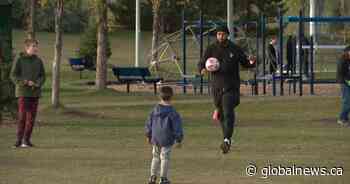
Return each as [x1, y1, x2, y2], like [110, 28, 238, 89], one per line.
[112, 67, 162, 94]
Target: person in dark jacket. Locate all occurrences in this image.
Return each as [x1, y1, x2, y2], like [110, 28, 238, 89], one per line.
[10, 39, 46, 148]
[301, 35, 310, 78]
[198, 26, 256, 154]
[286, 35, 297, 74]
[336, 45, 350, 127]
[268, 36, 278, 74]
[145, 86, 183, 184]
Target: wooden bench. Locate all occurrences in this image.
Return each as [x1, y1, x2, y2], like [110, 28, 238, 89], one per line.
[112, 67, 162, 94]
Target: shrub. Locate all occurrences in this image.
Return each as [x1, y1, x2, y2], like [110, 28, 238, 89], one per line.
[78, 24, 112, 70]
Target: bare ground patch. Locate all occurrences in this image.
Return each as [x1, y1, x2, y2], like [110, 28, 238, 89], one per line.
[108, 82, 341, 96]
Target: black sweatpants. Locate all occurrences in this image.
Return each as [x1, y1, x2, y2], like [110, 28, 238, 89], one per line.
[212, 87, 240, 140]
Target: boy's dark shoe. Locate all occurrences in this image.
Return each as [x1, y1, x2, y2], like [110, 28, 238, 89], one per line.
[159, 177, 171, 184]
[220, 140, 231, 154]
[148, 175, 157, 184]
[13, 141, 22, 148]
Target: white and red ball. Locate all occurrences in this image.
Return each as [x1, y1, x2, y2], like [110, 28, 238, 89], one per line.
[205, 57, 220, 72]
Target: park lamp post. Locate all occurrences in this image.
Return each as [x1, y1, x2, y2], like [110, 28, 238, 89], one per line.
[227, 0, 234, 41]
[107, 0, 140, 67]
[135, 0, 141, 67]
[309, 0, 316, 44]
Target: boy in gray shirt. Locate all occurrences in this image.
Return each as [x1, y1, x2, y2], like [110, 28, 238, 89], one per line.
[145, 86, 183, 184]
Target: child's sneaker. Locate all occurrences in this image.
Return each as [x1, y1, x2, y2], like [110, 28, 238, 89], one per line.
[159, 177, 170, 184]
[148, 175, 157, 184]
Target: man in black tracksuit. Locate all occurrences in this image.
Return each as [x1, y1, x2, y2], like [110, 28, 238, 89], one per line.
[198, 26, 256, 154]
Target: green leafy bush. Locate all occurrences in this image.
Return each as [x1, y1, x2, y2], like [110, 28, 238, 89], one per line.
[11, 0, 89, 33]
[78, 24, 112, 70]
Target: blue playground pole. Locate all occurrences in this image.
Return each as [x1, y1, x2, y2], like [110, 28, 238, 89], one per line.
[261, 14, 267, 95]
[287, 16, 350, 22]
[272, 77, 276, 96]
[272, 13, 277, 96]
[272, 61, 276, 96]
[199, 8, 204, 95]
[278, 7, 284, 96]
[207, 25, 212, 96]
[182, 8, 187, 94]
[310, 35, 314, 95]
[254, 14, 260, 96]
[298, 10, 303, 96]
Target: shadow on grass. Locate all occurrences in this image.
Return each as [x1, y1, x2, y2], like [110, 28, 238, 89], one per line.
[313, 117, 337, 125]
[39, 105, 115, 123]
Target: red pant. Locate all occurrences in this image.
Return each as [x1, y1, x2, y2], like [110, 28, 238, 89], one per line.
[16, 97, 39, 142]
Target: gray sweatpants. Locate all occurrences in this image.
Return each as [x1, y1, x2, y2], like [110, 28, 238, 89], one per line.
[150, 145, 172, 178]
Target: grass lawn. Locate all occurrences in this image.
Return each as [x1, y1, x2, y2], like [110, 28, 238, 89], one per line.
[1, 89, 349, 184]
[0, 30, 349, 184]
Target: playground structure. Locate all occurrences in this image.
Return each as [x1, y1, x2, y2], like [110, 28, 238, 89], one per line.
[263, 10, 350, 96]
[147, 9, 258, 94]
[146, 5, 350, 96]
[244, 10, 350, 96]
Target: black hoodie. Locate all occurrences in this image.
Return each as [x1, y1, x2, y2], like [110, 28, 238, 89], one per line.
[198, 40, 255, 91]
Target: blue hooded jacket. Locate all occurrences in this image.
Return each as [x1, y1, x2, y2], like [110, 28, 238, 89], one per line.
[145, 104, 183, 147]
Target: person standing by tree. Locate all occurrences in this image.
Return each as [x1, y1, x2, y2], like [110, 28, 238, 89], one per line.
[198, 26, 256, 154]
[11, 39, 46, 148]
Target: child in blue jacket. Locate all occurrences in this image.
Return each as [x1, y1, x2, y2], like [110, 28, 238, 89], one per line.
[145, 86, 183, 184]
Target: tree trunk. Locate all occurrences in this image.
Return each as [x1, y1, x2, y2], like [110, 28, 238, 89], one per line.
[339, 0, 346, 42]
[26, 0, 36, 39]
[151, 0, 161, 69]
[315, 0, 325, 41]
[340, 0, 345, 15]
[96, 0, 108, 90]
[52, 0, 64, 109]
[300, 0, 307, 13]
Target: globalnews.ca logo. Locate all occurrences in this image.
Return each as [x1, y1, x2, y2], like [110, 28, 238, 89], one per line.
[246, 164, 344, 178]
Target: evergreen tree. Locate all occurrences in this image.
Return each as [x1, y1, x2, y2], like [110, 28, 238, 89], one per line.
[249, 0, 288, 19]
[78, 24, 112, 70]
